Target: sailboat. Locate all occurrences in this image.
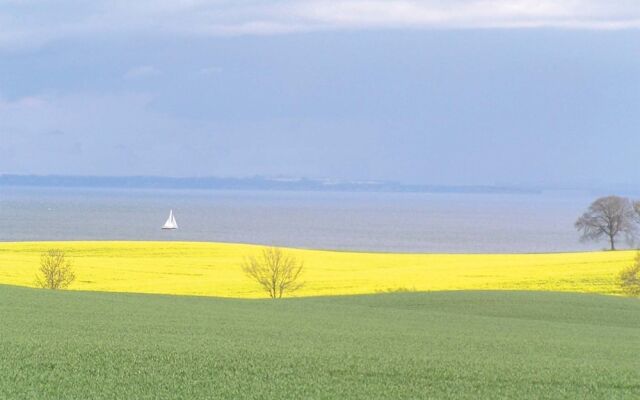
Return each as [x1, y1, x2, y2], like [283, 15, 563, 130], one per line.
[162, 209, 178, 230]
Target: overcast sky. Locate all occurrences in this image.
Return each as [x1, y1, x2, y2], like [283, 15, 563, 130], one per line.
[0, 1, 639, 186]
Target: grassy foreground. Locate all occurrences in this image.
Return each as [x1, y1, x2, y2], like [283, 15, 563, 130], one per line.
[0, 285, 638, 399]
[0, 241, 635, 297]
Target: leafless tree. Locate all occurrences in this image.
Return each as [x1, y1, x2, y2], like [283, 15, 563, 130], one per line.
[241, 247, 304, 299]
[619, 253, 640, 296]
[634, 200, 640, 224]
[575, 196, 637, 250]
[35, 249, 76, 289]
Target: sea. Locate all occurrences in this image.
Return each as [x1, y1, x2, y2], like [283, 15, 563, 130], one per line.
[0, 186, 620, 253]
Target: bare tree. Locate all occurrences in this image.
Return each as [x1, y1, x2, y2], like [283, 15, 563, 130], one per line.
[35, 249, 76, 289]
[575, 196, 637, 251]
[619, 253, 640, 296]
[241, 247, 304, 299]
[634, 200, 640, 224]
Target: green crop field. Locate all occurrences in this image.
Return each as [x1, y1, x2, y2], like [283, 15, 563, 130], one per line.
[1, 284, 639, 399]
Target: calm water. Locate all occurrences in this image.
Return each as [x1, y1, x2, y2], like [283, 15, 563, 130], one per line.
[0, 186, 608, 253]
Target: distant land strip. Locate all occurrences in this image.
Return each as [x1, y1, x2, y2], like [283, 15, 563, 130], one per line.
[0, 174, 537, 194]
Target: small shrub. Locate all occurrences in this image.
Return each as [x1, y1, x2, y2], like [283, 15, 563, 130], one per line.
[35, 249, 76, 290]
[241, 247, 304, 299]
[619, 254, 640, 296]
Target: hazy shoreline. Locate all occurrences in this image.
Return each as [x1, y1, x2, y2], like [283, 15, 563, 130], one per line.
[0, 174, 539, 194]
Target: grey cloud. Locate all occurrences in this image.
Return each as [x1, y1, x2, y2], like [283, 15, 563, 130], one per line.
[124, 65, 161, 80]
[198, 66, 223, 76]
[0, 25, 639, 186]
[69, 141, 83, 156]
[0, 1, 639, 50]
[44, 129, 66, 136]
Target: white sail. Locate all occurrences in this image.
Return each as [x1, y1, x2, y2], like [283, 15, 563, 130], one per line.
[162, 209, 178, 229]
[171, 213, 178, 228]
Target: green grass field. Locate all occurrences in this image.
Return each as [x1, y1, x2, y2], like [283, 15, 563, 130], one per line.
[1, 284, 638, 399]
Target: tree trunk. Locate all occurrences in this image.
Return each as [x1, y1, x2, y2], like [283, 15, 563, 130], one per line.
[610, 235, 616, 251]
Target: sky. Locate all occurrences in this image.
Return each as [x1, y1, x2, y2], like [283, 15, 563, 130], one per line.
[0, 1, 639, 186]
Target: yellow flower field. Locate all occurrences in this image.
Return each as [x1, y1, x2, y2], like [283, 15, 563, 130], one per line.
[0, 241, 635, 298]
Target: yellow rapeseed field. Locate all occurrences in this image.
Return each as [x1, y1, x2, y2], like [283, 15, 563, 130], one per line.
[0, 241, 634, 298]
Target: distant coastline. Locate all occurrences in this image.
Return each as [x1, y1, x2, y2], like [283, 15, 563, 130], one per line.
[0, 174, 537, 194]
